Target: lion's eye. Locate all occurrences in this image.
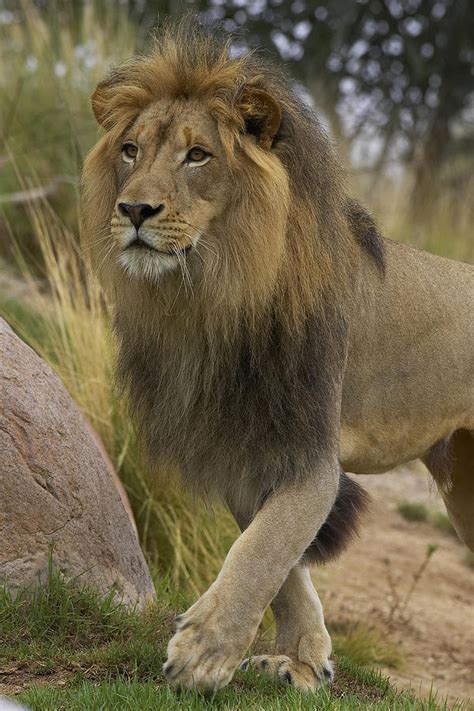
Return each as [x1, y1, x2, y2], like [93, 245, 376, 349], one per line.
[186, 147, 210, 165]
[122, 143, 138, 162]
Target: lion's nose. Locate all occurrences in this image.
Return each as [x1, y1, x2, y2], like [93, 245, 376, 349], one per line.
[118, 202, 164, 229]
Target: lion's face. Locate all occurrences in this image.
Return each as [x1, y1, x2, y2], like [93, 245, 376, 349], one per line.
[111, 99, 232, 282]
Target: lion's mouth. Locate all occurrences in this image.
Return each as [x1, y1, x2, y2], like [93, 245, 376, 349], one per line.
[126, 238, 193, 256]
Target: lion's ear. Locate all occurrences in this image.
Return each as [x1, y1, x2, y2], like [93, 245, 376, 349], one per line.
[239, 87, 282, 151]
[91, 80, 115, 130]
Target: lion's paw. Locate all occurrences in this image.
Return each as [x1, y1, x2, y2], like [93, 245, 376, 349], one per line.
[163, 594, 257, 691]
[241, 654, 334, 692]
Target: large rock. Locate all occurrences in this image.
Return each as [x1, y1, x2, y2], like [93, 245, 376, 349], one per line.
[0, 318, 155, 608]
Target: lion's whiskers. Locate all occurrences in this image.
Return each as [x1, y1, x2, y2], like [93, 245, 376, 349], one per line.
[196, 238, 219, 261]
[171, 243, 194, 296]
[96, 241, 116, 274]
[89, 232, 112, 249]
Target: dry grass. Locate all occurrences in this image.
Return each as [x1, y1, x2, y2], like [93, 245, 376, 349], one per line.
[331, 621, 404, 671]
[356, 170, 474, 264]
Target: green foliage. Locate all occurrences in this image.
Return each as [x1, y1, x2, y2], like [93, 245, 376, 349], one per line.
[0, 0, 138, 255]
[396, 501, 429, 522]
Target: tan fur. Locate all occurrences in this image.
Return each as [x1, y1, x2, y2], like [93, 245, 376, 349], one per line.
[83, 18, 474, 693]
[243, 565, 333, 690]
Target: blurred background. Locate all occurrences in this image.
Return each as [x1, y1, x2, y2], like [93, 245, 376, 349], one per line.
[0, 3, 473, 701]
[1, 0, 473, 264]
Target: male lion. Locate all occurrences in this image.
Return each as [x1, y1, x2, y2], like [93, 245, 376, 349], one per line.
[83, 20, 474, 693]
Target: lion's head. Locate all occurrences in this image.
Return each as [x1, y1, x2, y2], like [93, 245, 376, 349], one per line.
[92, 83, 288, 287]
[82, 18, 361, 334]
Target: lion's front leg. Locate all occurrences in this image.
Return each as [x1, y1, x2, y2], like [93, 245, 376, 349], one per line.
[163, 463, 339, 691]
[244, 564, 333, 692]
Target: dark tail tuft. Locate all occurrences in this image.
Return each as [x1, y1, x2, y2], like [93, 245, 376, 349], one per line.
[302, 471, 370, 565]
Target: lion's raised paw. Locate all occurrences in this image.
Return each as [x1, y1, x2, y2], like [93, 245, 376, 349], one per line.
[241, 654, 334, 692]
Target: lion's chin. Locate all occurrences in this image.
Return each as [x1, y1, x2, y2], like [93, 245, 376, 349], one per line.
[118, 250, 179, 283]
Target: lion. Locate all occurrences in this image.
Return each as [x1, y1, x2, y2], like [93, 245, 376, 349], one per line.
[82, 18, 474, 693]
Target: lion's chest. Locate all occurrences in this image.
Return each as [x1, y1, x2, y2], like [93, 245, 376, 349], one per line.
[120, 324, 339, 495]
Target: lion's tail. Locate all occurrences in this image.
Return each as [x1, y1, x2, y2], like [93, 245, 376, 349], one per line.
[302, 471, 370, 565]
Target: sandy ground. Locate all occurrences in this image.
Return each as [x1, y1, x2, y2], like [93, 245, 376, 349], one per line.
[315, 464, 474, 706]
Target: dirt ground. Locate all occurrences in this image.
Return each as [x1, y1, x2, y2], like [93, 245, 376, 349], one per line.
[316, 463, 474, 706]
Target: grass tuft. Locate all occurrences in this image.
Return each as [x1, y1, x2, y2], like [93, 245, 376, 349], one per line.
[331, 621, 404, 671]
[396, 501, 429, 522]
[0, 561, 180, 695]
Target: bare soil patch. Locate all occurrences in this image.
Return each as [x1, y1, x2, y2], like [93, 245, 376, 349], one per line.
[316, 464, 474, 705]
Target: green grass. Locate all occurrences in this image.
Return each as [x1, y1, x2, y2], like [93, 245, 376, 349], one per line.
[17, 671, 450, 711]
[0, 560, 177, 681]
[14, 677, 441, 711]
[0, 291, 59, 362]
[0, 567, 451, 711]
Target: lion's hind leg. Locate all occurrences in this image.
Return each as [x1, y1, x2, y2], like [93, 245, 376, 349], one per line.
[424, 429, 474, 550]
[242, 564, 334, 692]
